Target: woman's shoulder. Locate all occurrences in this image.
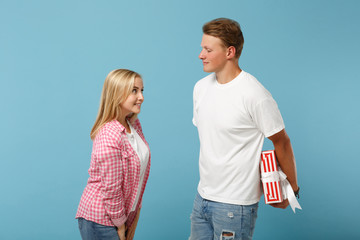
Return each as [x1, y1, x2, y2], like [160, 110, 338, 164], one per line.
[95, 120, 125, 142]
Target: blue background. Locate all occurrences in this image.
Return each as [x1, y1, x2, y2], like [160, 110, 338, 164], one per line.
[1, 0, 359, 239]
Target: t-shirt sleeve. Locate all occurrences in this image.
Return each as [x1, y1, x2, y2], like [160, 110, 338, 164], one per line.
[252, 97, 285, 137]
[192, 85, 198, 127]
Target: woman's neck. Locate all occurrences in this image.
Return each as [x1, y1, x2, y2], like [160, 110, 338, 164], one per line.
[118, 117, 131, 133]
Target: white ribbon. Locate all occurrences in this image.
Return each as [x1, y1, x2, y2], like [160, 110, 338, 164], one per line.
[261, 169, 302, 213]
[261, 171, 281, 183]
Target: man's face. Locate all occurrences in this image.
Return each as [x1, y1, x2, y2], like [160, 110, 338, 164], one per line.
[199, 34, 228, 73]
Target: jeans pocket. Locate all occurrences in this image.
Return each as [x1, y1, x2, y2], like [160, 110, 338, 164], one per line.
[248, 204, 258, 237]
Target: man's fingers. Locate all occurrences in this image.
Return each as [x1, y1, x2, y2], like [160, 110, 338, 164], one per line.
[270, 199, 289, 209]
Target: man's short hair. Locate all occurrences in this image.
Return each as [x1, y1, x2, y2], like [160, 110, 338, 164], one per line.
[203, 18, 244, 59]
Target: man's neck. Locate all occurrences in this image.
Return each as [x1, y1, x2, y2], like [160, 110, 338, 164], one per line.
[215, 63, 242, 84]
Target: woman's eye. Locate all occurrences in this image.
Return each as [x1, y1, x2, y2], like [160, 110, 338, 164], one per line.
[132, 89, 137, 94]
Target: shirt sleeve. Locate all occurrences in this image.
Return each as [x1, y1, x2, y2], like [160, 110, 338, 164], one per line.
[251, 97, 285, 137]
[95, 132, 127, 227]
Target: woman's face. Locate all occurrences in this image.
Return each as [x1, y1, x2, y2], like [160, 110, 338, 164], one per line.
[120, 77, 144, 117]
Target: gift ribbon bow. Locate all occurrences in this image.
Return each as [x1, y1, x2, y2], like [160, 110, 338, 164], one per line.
[261, 169, 302, 213]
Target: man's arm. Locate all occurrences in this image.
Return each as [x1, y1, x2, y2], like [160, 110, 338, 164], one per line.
[268, 129, 299, 209]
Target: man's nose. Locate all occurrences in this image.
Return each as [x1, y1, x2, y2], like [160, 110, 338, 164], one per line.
[199, 49, 205, 59]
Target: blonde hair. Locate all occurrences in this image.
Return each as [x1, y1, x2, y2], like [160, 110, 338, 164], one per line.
[90, 69, 141, 140]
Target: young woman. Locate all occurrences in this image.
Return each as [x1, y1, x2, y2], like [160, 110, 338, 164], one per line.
[76, 69, 151, 240]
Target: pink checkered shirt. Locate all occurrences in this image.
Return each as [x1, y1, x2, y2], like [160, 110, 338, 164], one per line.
[76, 118, 151, 228]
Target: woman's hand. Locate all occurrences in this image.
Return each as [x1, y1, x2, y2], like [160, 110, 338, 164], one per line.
[126, 209, 141, 240]
[117, 224, 126, 240]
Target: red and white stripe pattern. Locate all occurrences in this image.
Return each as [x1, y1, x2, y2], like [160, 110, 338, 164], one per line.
[261, 150, 283, 204]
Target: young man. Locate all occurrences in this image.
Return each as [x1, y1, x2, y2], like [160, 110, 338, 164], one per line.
[190, 18, 299, 240]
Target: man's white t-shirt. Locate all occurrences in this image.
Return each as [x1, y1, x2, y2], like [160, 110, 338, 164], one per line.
[193, 71, 285, 205]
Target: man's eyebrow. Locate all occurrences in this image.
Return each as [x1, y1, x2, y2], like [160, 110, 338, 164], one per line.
[201, 45, 211, 49]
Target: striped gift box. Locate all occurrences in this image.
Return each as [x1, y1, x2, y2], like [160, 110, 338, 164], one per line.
[261, 150, 283, 204]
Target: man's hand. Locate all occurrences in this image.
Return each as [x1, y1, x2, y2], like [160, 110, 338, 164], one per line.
[270, 199, 289, 209]
[117, 224, 126, 240]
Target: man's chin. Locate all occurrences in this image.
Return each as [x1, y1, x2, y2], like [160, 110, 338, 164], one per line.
[203, 67, 213, 73]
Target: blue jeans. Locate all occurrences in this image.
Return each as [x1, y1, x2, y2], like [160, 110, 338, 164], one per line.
[190, 193, 258, 240]
[78, 218, 120, 240]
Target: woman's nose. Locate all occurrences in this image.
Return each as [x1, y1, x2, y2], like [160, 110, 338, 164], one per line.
[138, 92, 144, 101]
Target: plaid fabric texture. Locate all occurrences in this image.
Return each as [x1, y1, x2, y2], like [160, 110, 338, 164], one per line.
[76, 118, 151, 228]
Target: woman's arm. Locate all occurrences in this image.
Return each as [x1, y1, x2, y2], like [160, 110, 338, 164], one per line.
[96, 131, 127, 227]
[126, 208, 141, 240]
[117, 224, 126, 240]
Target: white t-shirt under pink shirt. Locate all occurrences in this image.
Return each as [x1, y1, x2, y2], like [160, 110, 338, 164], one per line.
[126, 121, 150, 212]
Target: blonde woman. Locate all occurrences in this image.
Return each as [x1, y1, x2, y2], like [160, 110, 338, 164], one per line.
[76, 69, 151, 240]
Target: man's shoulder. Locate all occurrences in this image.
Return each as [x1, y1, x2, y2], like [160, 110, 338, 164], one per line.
[193, 73, 215, 97]
[194, 73, 215, 89]
[238, 71, 276, 107]
[239, 70, 259, 86]
[240, 71, 270, 94]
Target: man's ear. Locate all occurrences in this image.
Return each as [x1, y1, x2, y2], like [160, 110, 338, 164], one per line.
[226, 46, 236, 59]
